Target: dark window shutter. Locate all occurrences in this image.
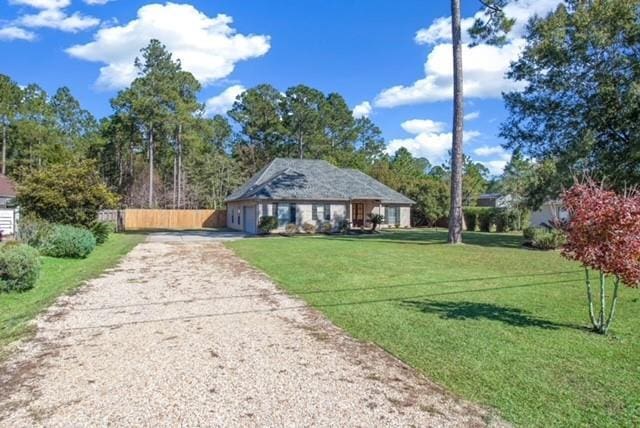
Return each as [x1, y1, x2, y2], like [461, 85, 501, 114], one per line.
[290, 204, 296, 223]
[312, 204, 318, 220]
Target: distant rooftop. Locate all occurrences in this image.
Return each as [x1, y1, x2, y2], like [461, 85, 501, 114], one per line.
[226, 158, 414, 204]
[0, 174, 16, 197]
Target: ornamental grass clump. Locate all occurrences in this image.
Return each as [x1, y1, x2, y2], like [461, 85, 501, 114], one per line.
[561, 180, 640, 334]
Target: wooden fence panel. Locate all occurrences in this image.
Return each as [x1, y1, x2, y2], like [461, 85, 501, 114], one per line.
[123, 209, 226, 230]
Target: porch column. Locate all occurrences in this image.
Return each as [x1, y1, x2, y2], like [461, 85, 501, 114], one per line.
[349, 200, 352, 227]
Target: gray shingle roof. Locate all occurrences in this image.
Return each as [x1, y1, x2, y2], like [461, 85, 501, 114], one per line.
[226, 158, 414, 204]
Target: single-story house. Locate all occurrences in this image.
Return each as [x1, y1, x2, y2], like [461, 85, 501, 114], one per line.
[0, 174, 16, 208]
[225, 158, 414, 234]
[475, 193, 514, 209]
[531, 200, 569, 227]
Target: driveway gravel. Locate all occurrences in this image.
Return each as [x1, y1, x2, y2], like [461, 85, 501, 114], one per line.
[0, 239, 503, 427]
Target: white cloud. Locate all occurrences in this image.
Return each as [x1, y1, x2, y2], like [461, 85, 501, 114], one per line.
[352, 101, 371, 119]
[386, 118, 481, 166]
[473, 145, 511, 175]
[375, 40, 526, 107]
[474, 145, 506, 157]
[482, 158, 511, 176]
[376, 0, 562, 108]
[204, 85, 245, 116]
[464, 111, 480, 121]
[400, 119, 445, 134]
[84, 0, 111, 4]
[66, 3, 271, 90]
[9, 0, 70, 9]
[0, 26, 36, 41]
[18, 9, 100, 32]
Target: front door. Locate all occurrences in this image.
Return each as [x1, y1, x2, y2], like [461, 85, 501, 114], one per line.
[353, 203, 365, 227]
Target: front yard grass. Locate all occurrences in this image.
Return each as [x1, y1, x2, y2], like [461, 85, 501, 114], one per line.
[227, 229, 639, 427]
[0, 233, 145, 356]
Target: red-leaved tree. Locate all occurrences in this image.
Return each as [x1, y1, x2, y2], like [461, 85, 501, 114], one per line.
[561, 179, 640, 334]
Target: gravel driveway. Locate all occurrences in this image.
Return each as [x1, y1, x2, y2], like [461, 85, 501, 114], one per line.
[0, 239, 502, 427]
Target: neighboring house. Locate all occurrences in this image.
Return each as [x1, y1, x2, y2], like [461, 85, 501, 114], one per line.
[0, 174, 17, 208]
[225, 158, 414, 234]
[475, 193, 514, 209]
[0, 174, 18, 236]
[531, 200, 569, 227]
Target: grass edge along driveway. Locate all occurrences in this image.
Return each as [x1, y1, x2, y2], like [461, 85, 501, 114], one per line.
[227, 229, 639, 427]
[0, 233, 145, 358]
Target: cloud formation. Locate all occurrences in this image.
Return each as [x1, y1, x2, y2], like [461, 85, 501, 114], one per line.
[2, 0, 99, 39]
[375, 0, 562, 108]
[204, 85, 245, 117]
[473, 145, 511, 175]
[18, 9, 100, 32]
[0, 25, 36, 41]
[66, 3, 271, 90]
[352, 101, 372, 119]
[386, 118, 480, 166]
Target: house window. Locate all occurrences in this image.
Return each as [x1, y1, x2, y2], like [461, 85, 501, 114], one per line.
[312, 204, 331, 221]
[385, 206, 400, 225]
[231, 209, 235, 224]
[237, 208, 241, 225]
[277, 203, 289, 227]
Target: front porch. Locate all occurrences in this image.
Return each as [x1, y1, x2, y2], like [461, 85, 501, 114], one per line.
[348, 199, 383, 229]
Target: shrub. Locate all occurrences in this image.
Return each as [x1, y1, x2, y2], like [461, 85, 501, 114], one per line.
[478, 209, 494, 232]
[302, 222, 317, 234]
[284, 223, 298, 236]
[464, 211, 478, 231]
[338, 219, 350, 234]
[258, 216, 278, 234]
[522, 226, 537, 242]
[17, 160, 118, 228]
[321, 222, 333, 234]
[495, 209, 510, 233]
[0, 243, 41, 292]
[369, 214, 384, 232]
[16, 214, 52, 247]
[91, 221, 113, 245]
[40, 225, 96, 258]
[531, 230, 566, 250]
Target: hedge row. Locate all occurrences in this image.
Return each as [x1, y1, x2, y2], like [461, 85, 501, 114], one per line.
[463, 207, 529, 232]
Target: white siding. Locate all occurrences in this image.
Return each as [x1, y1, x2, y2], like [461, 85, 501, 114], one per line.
[0, 208, 18, 236]
[531, 202, 569, 227]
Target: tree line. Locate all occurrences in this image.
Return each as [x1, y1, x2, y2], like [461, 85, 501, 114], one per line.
[1, 0, 637, 228]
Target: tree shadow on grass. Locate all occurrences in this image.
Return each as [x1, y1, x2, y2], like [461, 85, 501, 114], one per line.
[401, 299, 577, 330]
[319, 229, 524, 249]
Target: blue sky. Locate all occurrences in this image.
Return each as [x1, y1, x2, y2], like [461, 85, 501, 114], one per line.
[0, 0, 561, 174]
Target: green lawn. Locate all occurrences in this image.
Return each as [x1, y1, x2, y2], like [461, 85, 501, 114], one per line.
[0, 233, 145, 356]
[227, 229, 640, 427]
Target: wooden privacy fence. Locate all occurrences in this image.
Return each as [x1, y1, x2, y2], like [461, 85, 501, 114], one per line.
[123, 209, 226, 230]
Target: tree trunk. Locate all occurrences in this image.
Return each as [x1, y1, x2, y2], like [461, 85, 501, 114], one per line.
[177, 123, 182, 209]
[149, 124, 154, 208]
[448, 0, 464, 244]
[1, 124, 6, 176]
[172, 155, 177, 208]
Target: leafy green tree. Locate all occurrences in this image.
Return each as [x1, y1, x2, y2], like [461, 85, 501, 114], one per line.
[229, 84, 286, 175]
[282, 85, 325, 159]
[0, 75, 22, 175]
[500, 149, 533, 228]
[17, 160, 118, 227]
[501, 0, 640, 191]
